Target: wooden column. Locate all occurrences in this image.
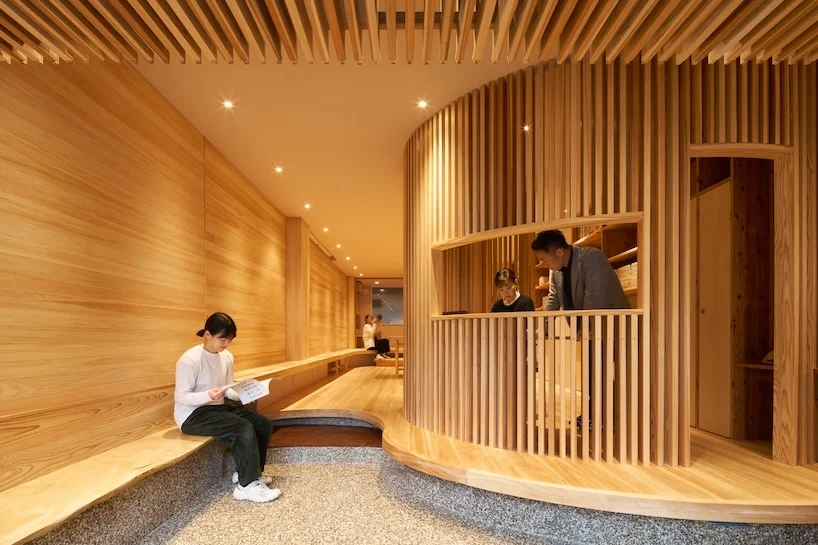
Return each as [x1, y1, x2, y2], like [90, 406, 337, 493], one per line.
[348, 277, 356, 348]
[287, 217, 310, 361]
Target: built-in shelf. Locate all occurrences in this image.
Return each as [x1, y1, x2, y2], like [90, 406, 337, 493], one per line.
[609, 247, 638, 268]
[738, 363, 774, 371]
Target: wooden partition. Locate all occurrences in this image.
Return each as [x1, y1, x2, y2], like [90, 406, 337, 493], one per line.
[431, 311, 645, 463]
[404, 59, 817, 468]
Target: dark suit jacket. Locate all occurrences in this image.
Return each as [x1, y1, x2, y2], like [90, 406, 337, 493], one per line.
[544, 246, 630, 310]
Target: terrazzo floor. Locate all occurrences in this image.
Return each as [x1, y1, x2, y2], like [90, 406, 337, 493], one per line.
[137, 447, 818, 545]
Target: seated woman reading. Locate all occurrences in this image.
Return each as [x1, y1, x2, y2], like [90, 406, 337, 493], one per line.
[490, 268, 536, 312]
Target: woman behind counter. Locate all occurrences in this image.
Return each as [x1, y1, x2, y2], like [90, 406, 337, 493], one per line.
[490, 268, 536, 312]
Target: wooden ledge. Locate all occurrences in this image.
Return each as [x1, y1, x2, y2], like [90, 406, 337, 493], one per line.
[432, 309, 644, 320]
[0, 427, 209, 545]
[430, 212, 644, 251]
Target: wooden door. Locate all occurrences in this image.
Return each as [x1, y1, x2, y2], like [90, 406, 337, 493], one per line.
[696, 181, 732, 438]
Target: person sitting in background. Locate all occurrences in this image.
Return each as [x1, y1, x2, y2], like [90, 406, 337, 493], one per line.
[490, 268, 536, 312]
[372, 314, 392, 360]
[174, 312, 280, 503]
[362, 314, 375, 351]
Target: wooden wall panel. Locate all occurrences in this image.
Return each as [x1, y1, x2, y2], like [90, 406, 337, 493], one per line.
[0, 61, 351, 492]
[309, 241, 349, 356]
[405, 58, 818, 468]
[205, 143, 288, 370]
[0, 62, 204, 491]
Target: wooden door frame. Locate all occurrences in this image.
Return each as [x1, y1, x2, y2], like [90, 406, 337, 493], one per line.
[688, 143, 798, 466]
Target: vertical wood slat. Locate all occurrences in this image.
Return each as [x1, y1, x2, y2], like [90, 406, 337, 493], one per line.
[548, 316, 556, 456]
[606, 315, 615, 463]
[594, 61, 603, 215]
[480, 317, 489, 445]
[497, 317, 505, 449]
[582, 315, 590, 460]
[535, 64, 544, 223]
[670, 62, 681, 467]
[489, 317, 497, 448]
[464, 318, 472, 442]
[594, 315, 603, 462]
[583, 61, 592, 217]
[619, 59, 627, 213]
[570, 316, 578, 459]
[641, 62, 653, 466]
[655, 60, 667, 467]
[559, 322, 566, 458]
[517, 318, 526, 452]
[554, 63, 564, 221]
[538, 316, 546, 455]
[631, 314, 640, 462]
[680, 62, 692, 467]
[571, 62, 581, 218]
[618, 314, 628, 463]
[458, 318, 465, 441]
[607, 63, 615, 215]
[445, 319, 452, 437]
[527, 316, 535, 454]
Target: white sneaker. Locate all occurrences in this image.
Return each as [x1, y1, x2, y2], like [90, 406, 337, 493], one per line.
[232, 480, 281, 502]
[375, 355, 384, 360]
[232, 471, 273, 486]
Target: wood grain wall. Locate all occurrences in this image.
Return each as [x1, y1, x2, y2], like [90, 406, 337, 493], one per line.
[0, 61, 350, 491]
[0, 61, 204, 492]
[205, 143, 288, 369]
[404, 59, 817, 468]
[309, 241, 350, 356]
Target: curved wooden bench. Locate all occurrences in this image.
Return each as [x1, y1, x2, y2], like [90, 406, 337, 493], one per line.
[0, 348, 372, 545]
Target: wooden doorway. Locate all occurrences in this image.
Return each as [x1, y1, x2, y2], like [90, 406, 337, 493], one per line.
[688, 144, 795, 465]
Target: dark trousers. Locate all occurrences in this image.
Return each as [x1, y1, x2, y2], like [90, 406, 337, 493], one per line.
[181, 403, 272, 486]
[376, 338, 390, 355]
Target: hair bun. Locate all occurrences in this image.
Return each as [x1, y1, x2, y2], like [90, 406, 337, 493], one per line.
[196, 329, 205, 337]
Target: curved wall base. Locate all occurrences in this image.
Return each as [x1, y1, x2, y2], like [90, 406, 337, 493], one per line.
[269, 367, 818, 524]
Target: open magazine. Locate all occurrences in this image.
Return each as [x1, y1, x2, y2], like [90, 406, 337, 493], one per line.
[225, 378, 273, 405]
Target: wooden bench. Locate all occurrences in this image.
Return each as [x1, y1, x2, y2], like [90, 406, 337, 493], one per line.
[0, 347, 372, 545]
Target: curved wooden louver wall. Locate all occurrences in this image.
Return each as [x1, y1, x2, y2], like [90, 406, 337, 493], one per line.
[2, 1, 818, 65]
[404, 59, 817, 468]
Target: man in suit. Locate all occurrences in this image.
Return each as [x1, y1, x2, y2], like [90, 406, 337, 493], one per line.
[531, 229, 629, 431]
[531, 230, 630, 311]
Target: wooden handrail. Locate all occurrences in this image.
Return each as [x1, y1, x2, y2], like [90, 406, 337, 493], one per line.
[432, 309, 644, 320]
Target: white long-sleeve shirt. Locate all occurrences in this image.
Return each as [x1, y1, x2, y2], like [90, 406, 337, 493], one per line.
[362, 323, 375, 349]
[173, 345, 234, 428]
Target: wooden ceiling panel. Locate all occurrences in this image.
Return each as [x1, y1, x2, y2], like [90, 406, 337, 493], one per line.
[0, 0, 814, 64]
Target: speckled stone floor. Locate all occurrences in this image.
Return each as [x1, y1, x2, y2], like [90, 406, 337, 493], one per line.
[136, 447, 818, 545]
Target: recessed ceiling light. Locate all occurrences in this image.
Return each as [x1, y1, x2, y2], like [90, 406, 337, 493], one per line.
[353, 266, 357, 269]
[304, 203, 311, 209]
[345, 256, 350, 260]
[359, 273, 363, 277]
[323, 227, 329, 232]
[417, 100, 428, 108]
[336, 244, 341, 249]
[274, 166, 284, 174]
[375, 281, 380, 285]
[523, 124, 530, 132]
[222, 100, 234, 109]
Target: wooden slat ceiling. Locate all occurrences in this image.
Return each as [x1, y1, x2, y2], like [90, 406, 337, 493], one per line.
[0, 0, 816, 65]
